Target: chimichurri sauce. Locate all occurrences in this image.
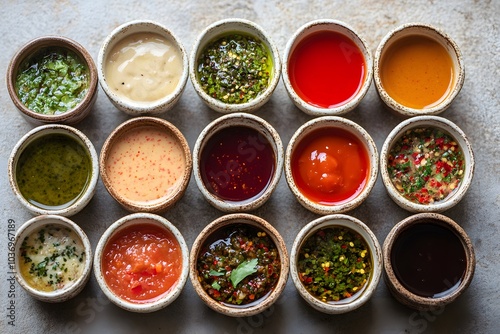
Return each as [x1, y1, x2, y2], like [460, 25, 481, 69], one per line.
[16, 134, 91, 208]
[197, 33, 272, 104]
[196, 224, 280, 306]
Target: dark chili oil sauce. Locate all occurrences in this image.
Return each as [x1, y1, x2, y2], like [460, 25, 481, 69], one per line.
[200, 126, 275, 202]
[391, 221, 466, 298]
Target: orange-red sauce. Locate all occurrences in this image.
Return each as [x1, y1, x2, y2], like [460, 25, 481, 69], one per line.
[291, 128, 369, 205]
[102, 221, 182, 303]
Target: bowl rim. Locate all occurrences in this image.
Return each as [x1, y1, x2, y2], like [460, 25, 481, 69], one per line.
[93, 212, 190, 313]
[373, 22, 465, 117]
[192, 112, 284, 212]
[281, 18, 373, 116]
[290, 214, 382, 314]
[189, 213, 289, 317]
[97, 19, 189, 115]
[380, 115, 475, 212]
[99, 116, 192, 213]
[8, 124, 99, 217]
[14, 214, 93, 302]
[189, 17, 282, 113]
[6, 35, 98, 124]
[382, 212, 476, 310]
[284, 116, 379, 214]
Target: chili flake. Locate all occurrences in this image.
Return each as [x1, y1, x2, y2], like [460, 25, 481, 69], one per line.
[196, 33, 272, 104]
[297, 227, 371, 302]
[387, 127, 465, 204]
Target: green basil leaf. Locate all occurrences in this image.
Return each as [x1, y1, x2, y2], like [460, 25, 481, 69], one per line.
[209, 269, 225, 277]
[230, 258, 258, 288]
[211, 281, 221, 291]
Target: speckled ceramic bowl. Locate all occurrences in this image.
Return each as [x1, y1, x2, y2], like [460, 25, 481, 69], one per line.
[6, 35, 98, 124]
[380, 116, 474, 212]
[189, 213, 289, 317]
[284, 116, 378, 214]
[98, 20, 188, 116]
[99, 117, 192, 213]
[374, 23, 465, 117]
[94, 213, 189, 313]
[14, 215, 93, 302]
[8, 124, 99, 217]
[282, 19, 373, 116]
[383, 213, 475, 311]
[290, 214, 382, 314]
[193, 113, 283, 212]
[189, 18, 281, 113]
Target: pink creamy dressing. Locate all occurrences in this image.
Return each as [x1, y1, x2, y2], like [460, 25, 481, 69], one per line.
[106, 126, 185, 203]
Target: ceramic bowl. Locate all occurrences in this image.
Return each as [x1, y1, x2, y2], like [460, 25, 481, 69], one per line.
[189, 213, 289, 317]
[380, 116, 474, 212]
[193, 113, 283, 212]
[282, 19, 373, 116]
[100, 116, 192, 213]
[14, 215, 93, 302]
[189, 18, 281, 113]
[374, 23, 465, 117]
[284, 116, 378, 214]
[290, 214, 382, 314]
[6, 35, 98, 124]
[8, 124, 99, 217]
[94, 213, 189, 313]
[97, 20, 188, 116]
[383, 213, 475, 311]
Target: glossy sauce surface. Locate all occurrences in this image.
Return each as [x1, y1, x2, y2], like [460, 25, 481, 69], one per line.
[380, 35, 454, 109]
[102, 222, 182, 302]
[391, 222, 466, 297]
[288, 30, 366, 108]
[291, 128, 369, 205]
[200, 126, 275, 202]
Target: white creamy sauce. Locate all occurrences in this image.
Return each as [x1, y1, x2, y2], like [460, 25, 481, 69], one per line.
[105, 32, 183, 102]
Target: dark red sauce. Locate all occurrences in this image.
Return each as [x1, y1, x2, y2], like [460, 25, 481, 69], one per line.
[288, 30, 366, 108]
[200, 126, 275, 202]
[391, 221, 467, 298]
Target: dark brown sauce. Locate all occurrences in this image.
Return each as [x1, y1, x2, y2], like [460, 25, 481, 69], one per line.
[391, 221, 466, 298]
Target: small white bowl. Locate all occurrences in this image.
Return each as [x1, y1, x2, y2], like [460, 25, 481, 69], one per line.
[98, 20, 188, 116]
[94, 213, 189, 313]
[290, 214, 382, 314]
[189, 213, 289, 317]
[380, 116, 474, 212]
[6, 35, 98, 125]
[284, 116, 378, 214]
[374, 23, 465, 117]
[190, 18, 281, 113]
[282, 19, 373, 116]
[14, 215, 93, 302]
[193, 113, 283, 212]
[8, 124, 99, 217]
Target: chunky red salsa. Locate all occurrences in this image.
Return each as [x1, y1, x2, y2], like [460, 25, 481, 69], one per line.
[387, 127, 465, 204]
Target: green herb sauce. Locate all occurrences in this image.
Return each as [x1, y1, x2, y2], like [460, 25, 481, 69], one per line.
[15, 47, 89, 115]
[297, 227, 371, 302]
[197, 33, 272, 104]
[16, 134, 91, 208]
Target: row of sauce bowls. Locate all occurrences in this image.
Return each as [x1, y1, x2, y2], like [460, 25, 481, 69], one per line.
[7, 17, 475, 319]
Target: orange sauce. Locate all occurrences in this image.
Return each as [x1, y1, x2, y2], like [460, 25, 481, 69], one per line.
[102, 221, 182, 303]
[380, 35, 454, 109]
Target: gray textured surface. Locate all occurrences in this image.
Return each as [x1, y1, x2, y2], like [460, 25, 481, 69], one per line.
[1, 1, 499, 333]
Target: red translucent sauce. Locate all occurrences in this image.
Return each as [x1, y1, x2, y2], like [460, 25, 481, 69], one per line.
[291, 128, 369, 205]
[288, 30, 366, 108]
[102, 222, 182, 303]
[200, 126, 275, 202]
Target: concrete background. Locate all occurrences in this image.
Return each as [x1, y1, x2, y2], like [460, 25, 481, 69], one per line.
[1, 1, 499, 333]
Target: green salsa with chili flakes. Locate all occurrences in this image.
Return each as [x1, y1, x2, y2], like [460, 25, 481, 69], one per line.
[196, 224, 280, 306]
[387, 127, 465, 204]
[197, 33, 272, 104]
[298, 227, 371, 303]
[15, 46, 89, 115]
